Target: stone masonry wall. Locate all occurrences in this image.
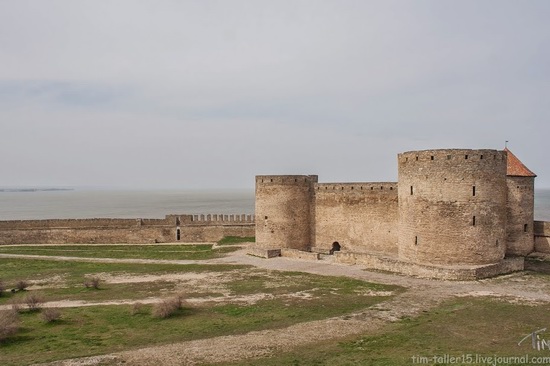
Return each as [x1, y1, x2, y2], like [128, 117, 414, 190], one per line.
[506, 176, 535, 255]
[312, 182, 398, 255]
[534, 221, 550, 253]
[255, 175, 317, 250]
[0, 215, 254, 245]
[398, 149, 508, 265]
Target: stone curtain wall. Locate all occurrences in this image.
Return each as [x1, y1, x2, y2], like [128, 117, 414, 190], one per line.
[534, 221, 550, 253]
[0, 215, 254, 245]
[398, 149, 508, 265]
[312, 182, 398, 255]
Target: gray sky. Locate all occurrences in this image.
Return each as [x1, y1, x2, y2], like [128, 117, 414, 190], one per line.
[1, 0, 548, 189]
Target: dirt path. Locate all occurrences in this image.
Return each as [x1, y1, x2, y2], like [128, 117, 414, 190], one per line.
[12, 248, 550, 366]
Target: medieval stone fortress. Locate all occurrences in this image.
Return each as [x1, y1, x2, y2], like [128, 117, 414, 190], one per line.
[0, 147, 549, 280]
[253, 148, 549, 280]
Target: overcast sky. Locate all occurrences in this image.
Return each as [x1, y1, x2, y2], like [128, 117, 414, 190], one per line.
[1, 1, 548, 189]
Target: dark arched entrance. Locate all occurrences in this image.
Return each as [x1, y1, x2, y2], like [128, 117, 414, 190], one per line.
[329, 241, 341, 255]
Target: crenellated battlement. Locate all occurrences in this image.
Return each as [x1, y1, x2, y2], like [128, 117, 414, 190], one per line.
[256, 175, 318, 185]
[314, 182, 397, 193]
[398, 149, 505, 164]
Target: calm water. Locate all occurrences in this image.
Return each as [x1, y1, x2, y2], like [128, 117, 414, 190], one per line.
[0, 189, 255, 220]
[535, 189, 550, 221]
[0, 188, 549, 221]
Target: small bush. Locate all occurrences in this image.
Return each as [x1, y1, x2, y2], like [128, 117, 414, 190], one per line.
[152, 295, 186, 319]
[9, 298, 22, 313]
[24, 293, 45, 312]
[0, 310, 20, 342]
[41, 308, 62, 323]
[131, 302, 146, 316]
[84, 277, 101, 289]
[16, 280, 29, 291]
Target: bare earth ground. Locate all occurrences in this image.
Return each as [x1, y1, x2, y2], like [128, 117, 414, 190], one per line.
[1, 247, 549, 366]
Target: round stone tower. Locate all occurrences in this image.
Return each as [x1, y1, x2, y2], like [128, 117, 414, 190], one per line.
[397, 149, 508, 266]
[505, 148, 536, 256]
[255, 175, 317, 251]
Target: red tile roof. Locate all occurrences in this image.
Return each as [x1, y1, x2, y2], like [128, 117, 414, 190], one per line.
[505, 148, 536, 177]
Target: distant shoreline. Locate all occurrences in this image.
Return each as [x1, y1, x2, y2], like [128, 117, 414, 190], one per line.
[0, 188, 74, 193]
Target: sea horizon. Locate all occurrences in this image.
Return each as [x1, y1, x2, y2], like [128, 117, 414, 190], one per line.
[0, 187, 549, 222]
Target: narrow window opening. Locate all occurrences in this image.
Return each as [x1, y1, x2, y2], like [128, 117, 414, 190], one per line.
[351, 186, 354, 190]
[431, 155, 434, 160]
[465, 155, 469, 160]
[360, 186, 363, 190]
[176, 228, 181, 241]
[496, 239, 499, 246]
[371, 187, 374, 190]
[341, 187, 344, 190]
[480, 155, 484, 159]
[405, 157, 408, 162]
[415, 156, 419, 161]
[380, 186, 383, 190]
[329, 242, 341, 255]
[524, 224, 528, 232]
[390, 187, 393, 190]
[415, 236, 418, 245]
[294, 178, 297, 182]
[473, 186, 476, 196]
[270, 179, 273, 182]
[473, 216, 476, 226]
[264, 216, 268, 220]
[447, 155, 451, 160]
[410, 186, 414, 195]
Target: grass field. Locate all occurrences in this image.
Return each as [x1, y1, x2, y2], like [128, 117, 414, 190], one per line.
[0, 243, 238, 260]
[217, 297, 550, 366]
[0, 243, 400, 366]
[2, 243, 549, 366]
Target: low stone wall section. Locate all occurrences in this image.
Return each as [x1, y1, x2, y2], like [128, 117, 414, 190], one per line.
[334, 251, 524, 280]
[281, 248, 320, 260]
[0, 214, 254, 245]
[534, 221, 550, 253]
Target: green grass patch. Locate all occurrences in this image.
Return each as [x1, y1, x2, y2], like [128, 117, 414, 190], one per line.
[218, 297, 550, 366]
[0, 257, 248, 304]
[0, 244, 238, 260]
[217, 236, 255, 245]
[0, 279, 398, 365]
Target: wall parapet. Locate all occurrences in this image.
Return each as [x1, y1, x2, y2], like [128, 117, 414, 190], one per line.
[192, 214, 254, 223]
[398, 149, 505, 164]
[314, 182, 397, 193]
[0, 218, 142, 230]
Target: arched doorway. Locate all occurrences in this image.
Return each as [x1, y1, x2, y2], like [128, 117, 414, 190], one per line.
[329, 241, 341, 255]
